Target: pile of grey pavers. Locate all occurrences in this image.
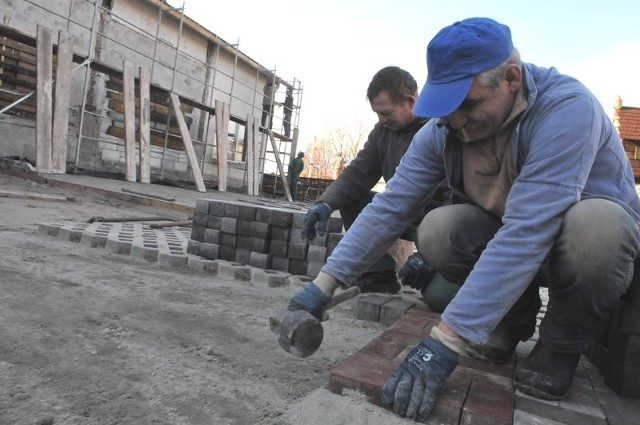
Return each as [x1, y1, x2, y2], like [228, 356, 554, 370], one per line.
[187, 198, 344, 277]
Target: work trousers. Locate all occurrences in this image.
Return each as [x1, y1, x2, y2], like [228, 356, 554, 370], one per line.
[417, 199, 640, 353]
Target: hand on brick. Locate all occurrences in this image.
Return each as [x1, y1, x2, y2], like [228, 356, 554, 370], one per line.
[381, 336, 458, 422]
[398, 251, 436, 291]
[301, 202, 332, 240]
[287, 282, 331, 321]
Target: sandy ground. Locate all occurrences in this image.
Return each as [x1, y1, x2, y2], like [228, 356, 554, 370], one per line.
[0, 173, 418, 425]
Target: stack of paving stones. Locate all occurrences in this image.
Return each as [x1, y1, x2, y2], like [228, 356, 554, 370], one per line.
[187, 198, 344, 276]
[586, 274, 640, 398]
[329, 297, 514, 425]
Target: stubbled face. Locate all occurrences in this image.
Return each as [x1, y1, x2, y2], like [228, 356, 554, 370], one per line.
[370, 90, 416, 131]
[448, 65, 521, 142]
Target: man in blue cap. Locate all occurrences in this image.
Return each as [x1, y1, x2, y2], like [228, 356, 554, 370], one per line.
[285, 17, 640, 422]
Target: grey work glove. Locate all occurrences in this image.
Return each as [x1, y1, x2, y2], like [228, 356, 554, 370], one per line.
[301, 202, 332, 240]
[398, 252, 436, 291]
[381, 336, 458, 422]
[287, 283, 331, 321]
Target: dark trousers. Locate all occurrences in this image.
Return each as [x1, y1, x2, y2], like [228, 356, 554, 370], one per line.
[418, 200, 639, 353]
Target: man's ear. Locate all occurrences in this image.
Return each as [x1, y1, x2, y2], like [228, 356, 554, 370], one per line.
[406, 94, 417, 107]
[505, 64, 522, 91]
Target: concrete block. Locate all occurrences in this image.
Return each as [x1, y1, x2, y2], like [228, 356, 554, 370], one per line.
[158, 251, 189, 267]
[218, 245, 236, 262]
[269, 209, 292, 227]
[248, 252, 271, 269]
[237, 204, 256, 221]
[80, 232, 108, 248]
[292, 211, 306, 228]
[271, 226, 291, 241]
[252, 269, 289, 287]
[195, 199, 210, 215]
[515, 394, 608, 425]
[327, 232, 343, 255]
[327, 216, 343, 233]
[250, 221, 271, 239]
[220, 232, 237, 249]
[289, 259, 308, 276]
[236, 235, 252, 250]
[307, 245, 327, 263]
[288, 242, 308, 260]
[204, 228, 220, 244]
[38, 223, 62, 236]
[208, 200, 225, 216]
[269, 240, 288, 257]
[234, 248, 251, 265]
[250, 237, 270, 253]
[186, 240, 201, 255]
[220, 217, 238, 234]
[223, 202, 240, 218]
[188, 256, 219, 274]
[130, 244, 159, 261]
[192, 212, 208, 228]
[190, 224, 205, 242]
[217, 260, 252, 281]
[289, 227, 306, 243]
[255, 207, 272, 223]
[306, 261, 323, 277]
[236, 220, 253, 236]
[207, 215, 221, 230]
[58, 225, 88, 243]
[308, 232, 328, 247]
[270, 256, 290, 273]
[199, 243, 219, 260]
[105, 237, 132, 255]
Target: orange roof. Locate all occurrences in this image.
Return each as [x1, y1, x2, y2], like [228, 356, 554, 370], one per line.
[618, 107, 640, 141]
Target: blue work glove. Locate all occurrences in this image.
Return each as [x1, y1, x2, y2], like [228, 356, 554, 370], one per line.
[398, 252, 436, 291]
[381, 336, 458, 422]
[301, 202, 332, 240]
[287, 283, 331, 321]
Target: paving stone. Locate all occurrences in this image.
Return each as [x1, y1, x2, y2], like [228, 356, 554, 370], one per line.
[308, 232, 327, 247]
[379, 297, 417, 326]
[514, 410, 566, 424]
[250, 237, 270, 254]
[234, 248, 251, 265]
[236, 220, 253, 236]
[291, 211, 306, 228]
[194, 199, 211, 215]
[269, 209, 293, 227]
[271, 226, 291, 241]
[207, 200, 225, 216]
[428, 374, 472, 425]
[605, 361, 640, 398]
[607, 333, 640, 367]
[220, 232, 237, 249]
[190, 223, 205, 242]
[288, 242, 308, 260]
[236, 235, 252, 250]
[237, 204, 256, 221]
[289, 227, 306, 243]
[218, 245, 236, 262]
[328, 352, 397, 406]
[307, 245, 326, 263]
[220, 217, 238, 233]
[515, 393, 608, 424]
[327, 216, 343, 233]
[192, 212, 208, 228]
[207, 215, 221, 229]
[255, 207, 272, 223]
[250, 221, 271, 239]
[306, 261, 323, 277]
[356, 294, 395, 323]
[461, 381, 513, 425]
[289, 259, 308, 276]
[223, 202, 240, 218]
[269, 239, 288, 257]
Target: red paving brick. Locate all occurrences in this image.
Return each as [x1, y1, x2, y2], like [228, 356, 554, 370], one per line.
[328, 307, 515, 424]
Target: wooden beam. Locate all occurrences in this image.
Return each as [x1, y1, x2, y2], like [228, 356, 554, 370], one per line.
[169, 93, 206, 192]
[139, 67, 151, 184]
[36, 25, 53, 173]
[246, 114, 261, 196]
[51, 30, 74, 174]
[215, 100, 230, 192]
[122, 60, 136, 182]
[268, 129, 292, 201]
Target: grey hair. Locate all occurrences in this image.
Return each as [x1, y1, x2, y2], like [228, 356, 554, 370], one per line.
[476, 48, 522, 88]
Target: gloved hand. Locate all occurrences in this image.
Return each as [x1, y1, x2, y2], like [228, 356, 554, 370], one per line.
[287, 283, 331, 321]
[398, 252, 436, 291]
[381, 336, 458, 422]
[301, 202, 332, 240]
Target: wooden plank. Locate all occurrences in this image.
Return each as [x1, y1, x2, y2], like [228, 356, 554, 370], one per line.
[169, 93, 206, 192]
[122, 60, 136, 182]
[0, 36, 38, 57]
[268, 129, 292, 201]
[51, 31, 74, 174]
[0, 189, 69, 202]
[138, 67, 151, 184]
[246, 114, 256, 195]
[215, 100, 229, 192]
[35, 25, 53, 173]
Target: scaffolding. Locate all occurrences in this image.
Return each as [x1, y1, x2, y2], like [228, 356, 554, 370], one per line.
[0, 0, 302, 195]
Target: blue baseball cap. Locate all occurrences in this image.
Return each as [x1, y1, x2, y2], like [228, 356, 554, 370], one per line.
[414, 17, 513, 118]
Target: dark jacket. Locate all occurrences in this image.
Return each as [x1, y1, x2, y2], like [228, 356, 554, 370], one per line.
[319, 118, 443, 212]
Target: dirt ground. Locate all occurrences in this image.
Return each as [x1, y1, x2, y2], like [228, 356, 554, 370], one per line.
[0, 172, 418, 425]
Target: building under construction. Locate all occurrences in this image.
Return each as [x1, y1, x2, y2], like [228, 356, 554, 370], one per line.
[0, 0, 301, 197]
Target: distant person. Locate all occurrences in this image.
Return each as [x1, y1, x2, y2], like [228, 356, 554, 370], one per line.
[288, 151, 305, 201]
[261, 79, 280, 130]
[301, 66, 448, 294]
[283, 87, 294, 138]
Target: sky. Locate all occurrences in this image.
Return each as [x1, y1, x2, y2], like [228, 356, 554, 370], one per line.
[168, 0, 640, 152]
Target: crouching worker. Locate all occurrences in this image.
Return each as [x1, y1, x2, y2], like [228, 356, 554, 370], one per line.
[286, 17, 640, 422]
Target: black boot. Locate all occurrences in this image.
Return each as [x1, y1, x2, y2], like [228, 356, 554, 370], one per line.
[356, 270, 401, 294]
[514, 341, 581, 400]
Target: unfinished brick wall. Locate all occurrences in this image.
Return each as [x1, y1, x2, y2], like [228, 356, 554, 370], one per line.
[188, 198, 344, 276]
